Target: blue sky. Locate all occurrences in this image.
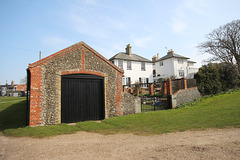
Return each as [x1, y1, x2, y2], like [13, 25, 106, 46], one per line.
[0, 0, 239, 84]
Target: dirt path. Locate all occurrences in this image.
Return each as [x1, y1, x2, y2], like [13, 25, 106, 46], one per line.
[0, 128, 239, 160]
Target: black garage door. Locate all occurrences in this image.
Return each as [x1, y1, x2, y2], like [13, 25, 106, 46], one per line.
[61, 74, 105, 123]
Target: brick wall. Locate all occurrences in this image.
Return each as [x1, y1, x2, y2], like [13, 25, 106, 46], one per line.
[28, 42, 128, 126]
[29, 66, 43, 126]
[16, 84, 27, 91]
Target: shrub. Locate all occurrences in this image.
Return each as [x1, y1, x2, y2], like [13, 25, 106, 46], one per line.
[217, 63, 240, 91]
[194, 63, 222, 95]
[195, 63, 240, 95]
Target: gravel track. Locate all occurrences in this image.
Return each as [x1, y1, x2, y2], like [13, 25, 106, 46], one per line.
[0, 128, 239, 160]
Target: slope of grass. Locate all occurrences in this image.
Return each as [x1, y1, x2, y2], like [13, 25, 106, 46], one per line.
[1, 90, 240, 138]
[0, 97, 26, 130]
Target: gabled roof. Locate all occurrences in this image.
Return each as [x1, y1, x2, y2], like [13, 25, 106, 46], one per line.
[154, 52, 189, 62]
[28, 41, 123, 73]
[109, 52, 152, 63]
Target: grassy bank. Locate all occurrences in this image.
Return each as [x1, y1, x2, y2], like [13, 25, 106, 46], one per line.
[1, 90, 240, 138]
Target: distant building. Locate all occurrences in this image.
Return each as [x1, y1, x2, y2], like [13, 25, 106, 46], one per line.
[0, 81, 26, 97]
[109, 44, 153, 86]
[152, 49, 198, 82]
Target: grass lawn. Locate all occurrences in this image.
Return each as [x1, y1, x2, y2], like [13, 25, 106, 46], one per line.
[0, 90, 240, 138]
[0, 97, 26, 130]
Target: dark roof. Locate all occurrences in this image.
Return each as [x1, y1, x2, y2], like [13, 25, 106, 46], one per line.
[154, 52, 189, 62]
[187, 60, 196, 63]
[0, 84, 16, 87]
[109, 52, 152, 63]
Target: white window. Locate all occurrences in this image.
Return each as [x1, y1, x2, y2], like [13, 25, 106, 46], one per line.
[141, 62, 145, 71]
[127, 61, 132, 70]
[178, 59, 183, 64]
[139, 77, 149, 87]
[159, 61, 163, 66]
[123, 77, 131, 86]
[118, 60, 123, 69]
[179, 70, 184, 77]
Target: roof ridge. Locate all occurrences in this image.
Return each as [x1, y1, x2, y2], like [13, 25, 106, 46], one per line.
[28, 41, 123, 73]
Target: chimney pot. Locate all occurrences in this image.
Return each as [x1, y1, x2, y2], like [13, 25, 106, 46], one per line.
[152, 56, 157, 62]
[167, 49, 174, 54]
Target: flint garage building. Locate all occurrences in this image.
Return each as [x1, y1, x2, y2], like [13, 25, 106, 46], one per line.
[27, 41, 140, 126]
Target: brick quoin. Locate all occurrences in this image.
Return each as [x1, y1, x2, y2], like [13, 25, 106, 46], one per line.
[116, 71, 123, 115]
[61, 69, 105, 77]
[29, 66, 43, 126]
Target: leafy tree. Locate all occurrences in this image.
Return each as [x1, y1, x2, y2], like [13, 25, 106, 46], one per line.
[194, 63, 222, 95]
[198, 19, 240, 73]
[216, 63, 240, 91]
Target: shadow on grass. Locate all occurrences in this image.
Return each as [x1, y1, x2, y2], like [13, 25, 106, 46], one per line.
[0, 100, 27, 130]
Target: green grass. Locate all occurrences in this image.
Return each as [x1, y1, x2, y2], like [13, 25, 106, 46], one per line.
[0, 97, 26, 130]
[1, 90, 240, 138]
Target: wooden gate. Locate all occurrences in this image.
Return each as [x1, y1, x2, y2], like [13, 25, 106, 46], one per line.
[61, 74, 105, 123]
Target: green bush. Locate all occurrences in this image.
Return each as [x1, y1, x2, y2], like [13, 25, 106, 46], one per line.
[217, 63, 240, 91]
[195, 63, 240, 95]
[194, 63, 222, 95]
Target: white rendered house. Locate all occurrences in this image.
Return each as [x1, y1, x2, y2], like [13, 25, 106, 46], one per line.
[152, 49, 198, 82]
[109, 44, 153, 86]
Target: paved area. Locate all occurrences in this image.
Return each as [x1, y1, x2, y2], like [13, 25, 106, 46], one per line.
[0, 128, 239, 160]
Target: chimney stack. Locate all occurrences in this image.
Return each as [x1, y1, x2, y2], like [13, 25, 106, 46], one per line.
[126, 44, 131, 55]
[157, 53, 160, 59]
[39, 51, 41, 60]
[152, 56, 157, 62]
[167, 49, 174, 54]
[11, 80, 14, 85]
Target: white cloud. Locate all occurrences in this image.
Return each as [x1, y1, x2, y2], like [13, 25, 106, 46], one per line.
[171, 19, 187, 33]
[183, 0, 207, 15]
[84, 0, 96, 5]
[171, 0, 208, 34]
[131, 35, 154, 48]
[41, 36, 72, 50]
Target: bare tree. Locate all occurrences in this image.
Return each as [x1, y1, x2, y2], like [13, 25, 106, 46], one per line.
[20, 76, 27, 84]
[198, 19, 240, 72]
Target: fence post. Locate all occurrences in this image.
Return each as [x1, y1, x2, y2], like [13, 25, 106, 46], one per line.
[182, 77, 187, 89]
[167, 78, 172, 95]
[162, 81, 167, 96]
[167, 94, 172, 109]
[149, 83, 154, 95]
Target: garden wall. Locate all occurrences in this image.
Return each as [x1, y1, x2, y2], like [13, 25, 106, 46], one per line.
[121, 92, 141, 115]
[171, 87, 201, 108]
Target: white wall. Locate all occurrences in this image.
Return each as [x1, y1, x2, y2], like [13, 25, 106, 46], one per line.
[172, 58, 188, 78]
[153, 58, 198, 81]
[113, 60, 153, 85]
[153, 58, 175, 81]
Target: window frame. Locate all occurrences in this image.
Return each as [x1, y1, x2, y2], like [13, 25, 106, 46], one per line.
[179, 70, 185, 77]
[141, 62, 145, 71]
[118, 60, 123, 69]
[127, 61, 132, 70]
[178, 59, 184, 64]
